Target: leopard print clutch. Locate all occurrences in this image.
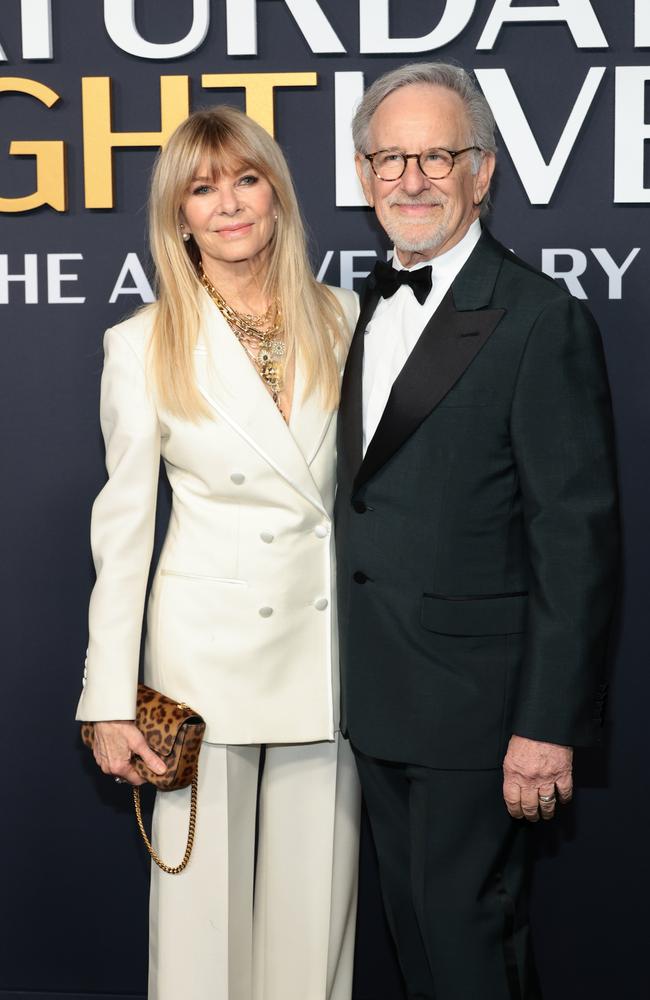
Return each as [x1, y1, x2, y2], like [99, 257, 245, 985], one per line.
[81, 684, 206, 873]
[80, 683, 205, 790]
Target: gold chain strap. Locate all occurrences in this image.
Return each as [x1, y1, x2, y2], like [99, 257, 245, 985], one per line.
[132, 769, 198, 875]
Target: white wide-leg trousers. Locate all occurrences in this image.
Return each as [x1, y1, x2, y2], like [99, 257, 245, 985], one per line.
[148, 734, 360, 1000]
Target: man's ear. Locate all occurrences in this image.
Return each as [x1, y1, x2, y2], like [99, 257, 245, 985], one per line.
[473, 151, 496, 207]
[355, 153, 375, 208]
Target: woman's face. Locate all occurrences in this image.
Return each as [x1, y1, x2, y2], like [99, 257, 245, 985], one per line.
[180, 159, 276, 276]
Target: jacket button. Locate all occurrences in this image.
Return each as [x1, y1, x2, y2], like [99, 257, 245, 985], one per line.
[353, 570, 369, 584]
[260, 531, 274, 543]
[314, 598, 329, 611]
[230, 472, 245, 485]
[314, 524, 329, 538]
[352, 500, 367, 513]
[258, 606, 274, 618]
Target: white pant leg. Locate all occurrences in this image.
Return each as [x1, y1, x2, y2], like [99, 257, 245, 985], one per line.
[252, 735, 361, 1000]
[149, 742, 261, 1000]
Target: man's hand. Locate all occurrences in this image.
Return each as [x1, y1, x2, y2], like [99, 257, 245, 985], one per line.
[502, 734, 573, 822]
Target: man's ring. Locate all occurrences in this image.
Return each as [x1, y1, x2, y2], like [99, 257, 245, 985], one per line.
[538, 793, 555, 803]
[114, 777, 126, 784]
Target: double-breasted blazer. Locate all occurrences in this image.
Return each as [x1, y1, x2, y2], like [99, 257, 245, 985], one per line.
[76, 285, 358, 744]
[335, 230, 619, 770]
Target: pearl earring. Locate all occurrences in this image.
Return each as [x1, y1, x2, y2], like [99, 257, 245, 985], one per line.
[180, 225, 191, 242]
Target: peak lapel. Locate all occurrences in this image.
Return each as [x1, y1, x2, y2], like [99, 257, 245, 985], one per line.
[195, 292, 327, 516]
[353, 234, 507, 494]
[289, 360, 334, 469]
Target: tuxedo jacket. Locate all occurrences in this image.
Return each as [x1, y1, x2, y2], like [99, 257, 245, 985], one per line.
[335, 230, 619, 770]
[76, 285, 358, 744]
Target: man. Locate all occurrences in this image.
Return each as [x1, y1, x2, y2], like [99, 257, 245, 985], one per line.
[335, 62, 618, 1000]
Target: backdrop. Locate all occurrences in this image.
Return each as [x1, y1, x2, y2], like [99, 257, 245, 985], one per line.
[1, 2, 648, 998]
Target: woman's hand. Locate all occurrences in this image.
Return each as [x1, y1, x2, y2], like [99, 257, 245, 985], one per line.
[92, 720, 167, 786]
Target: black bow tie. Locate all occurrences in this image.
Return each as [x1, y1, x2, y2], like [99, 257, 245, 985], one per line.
[372, 259, 433, 306]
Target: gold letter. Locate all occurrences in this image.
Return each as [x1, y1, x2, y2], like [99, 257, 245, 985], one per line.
[0, 77, 66, 213]
[201, 72, 317, 135]
[82, 76, 190, 209]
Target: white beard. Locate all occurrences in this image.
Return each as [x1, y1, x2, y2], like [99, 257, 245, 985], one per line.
[382, 196, 451, 255]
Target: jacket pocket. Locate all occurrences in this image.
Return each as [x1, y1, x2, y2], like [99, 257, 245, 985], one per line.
[421, 592, 527, 637]
[160, 569, 246, 586]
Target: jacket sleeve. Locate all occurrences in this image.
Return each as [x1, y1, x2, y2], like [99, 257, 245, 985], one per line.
[75, 325, 161, 722]
[510, 294, 619, 747]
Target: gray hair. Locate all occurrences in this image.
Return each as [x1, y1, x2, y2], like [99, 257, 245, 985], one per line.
[352, 61, 497, 180]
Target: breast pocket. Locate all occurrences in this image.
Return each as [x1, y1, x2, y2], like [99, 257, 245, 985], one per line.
[421, 592, 528, 636]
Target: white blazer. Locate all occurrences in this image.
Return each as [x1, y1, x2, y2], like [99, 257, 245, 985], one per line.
[76, 285, 359, 744]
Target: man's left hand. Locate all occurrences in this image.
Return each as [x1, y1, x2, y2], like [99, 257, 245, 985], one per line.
[502, 735, 573, 822]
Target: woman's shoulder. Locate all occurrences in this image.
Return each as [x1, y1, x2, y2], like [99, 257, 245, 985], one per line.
[103, 304, 157, 360]
[323, 284, 360, 331]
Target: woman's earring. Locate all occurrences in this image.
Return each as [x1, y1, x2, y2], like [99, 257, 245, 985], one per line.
[180, 224, 191, 242]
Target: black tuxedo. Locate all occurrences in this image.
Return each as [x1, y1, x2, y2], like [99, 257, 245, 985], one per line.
[335, 230, 619, 999]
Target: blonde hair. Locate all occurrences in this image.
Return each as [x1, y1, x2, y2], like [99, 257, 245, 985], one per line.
[148, 106, 346, 419]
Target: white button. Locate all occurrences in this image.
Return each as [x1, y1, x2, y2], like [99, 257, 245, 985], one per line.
[260, 531, 274, 544]
[259, 606, 274, 618]
[314, 524, 329, 538]
[230, 472, 245, 485]
[314, 598, 329, 611]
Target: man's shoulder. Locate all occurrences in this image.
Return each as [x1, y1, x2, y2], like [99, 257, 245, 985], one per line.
[484, 233, 579, 311]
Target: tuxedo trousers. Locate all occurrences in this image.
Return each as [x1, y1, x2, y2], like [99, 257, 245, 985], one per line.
[354, 749, 542, 1000]
[149, 735, 360, 1000]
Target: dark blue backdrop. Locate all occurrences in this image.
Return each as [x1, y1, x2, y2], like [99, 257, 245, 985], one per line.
[1, 2, 647, 998]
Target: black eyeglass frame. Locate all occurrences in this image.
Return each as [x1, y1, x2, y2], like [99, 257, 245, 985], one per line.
[364, 146, 482, 181]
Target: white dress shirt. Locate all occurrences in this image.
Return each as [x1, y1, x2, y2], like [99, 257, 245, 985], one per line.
[362, 219, 482, 455]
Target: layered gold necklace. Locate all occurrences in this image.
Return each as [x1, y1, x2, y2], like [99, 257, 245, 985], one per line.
[199, 265, 286, 409]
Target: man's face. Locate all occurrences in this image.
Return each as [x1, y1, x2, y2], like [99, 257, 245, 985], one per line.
[356, 84, 495, 262]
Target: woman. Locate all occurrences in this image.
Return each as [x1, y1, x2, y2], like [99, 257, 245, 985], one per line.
[76, 106, 360, 1000]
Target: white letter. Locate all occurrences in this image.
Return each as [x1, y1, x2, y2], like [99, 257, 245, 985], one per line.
[541, 249, 588, 298]
[335, 72, 366, 207]
[226, 0, 257, 55]
[476, 67, 605, 205]
[614, 67, 650, 202]
[591, 248, 640, 299]
[103, 0, 209, 59]
[340, 251, 377, 291]
[226, 0, 344, 55]
[0, 0, 54, 60]
[22, 0, 53, 58]
[47, 253, 85, 304]
[360, 0, 476, 54]
[316, 251, 334, 283]
[635, 0, 650, 46]
[477, 0, 607, 49]
[109, 252, 154, 303]
[0, 253, 38, 303]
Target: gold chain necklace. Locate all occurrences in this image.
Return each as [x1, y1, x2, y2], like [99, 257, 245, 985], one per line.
[199, 266, 286, 406]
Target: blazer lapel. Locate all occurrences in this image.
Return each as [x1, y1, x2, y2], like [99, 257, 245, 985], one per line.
[353, 232, 507, 494]
[195, 291, 328, 516]
[338, 281, 381, 486]
[289, 361, 335, 469]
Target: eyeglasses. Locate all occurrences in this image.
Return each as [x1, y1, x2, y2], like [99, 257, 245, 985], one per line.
[364, 146, 481, 182]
